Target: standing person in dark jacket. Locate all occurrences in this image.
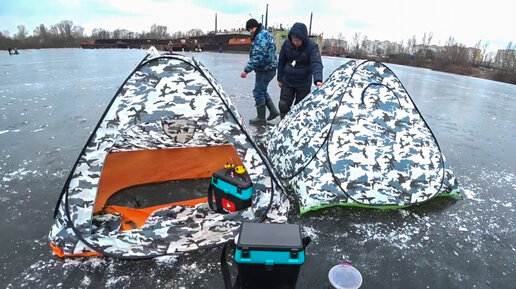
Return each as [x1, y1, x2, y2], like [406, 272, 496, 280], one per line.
[240, 18, 280, 124]
[277, 22, 323, 119]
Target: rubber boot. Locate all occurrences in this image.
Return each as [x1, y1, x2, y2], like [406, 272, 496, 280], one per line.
[265, 98, 280, 121]
[249, 103, 267, 124]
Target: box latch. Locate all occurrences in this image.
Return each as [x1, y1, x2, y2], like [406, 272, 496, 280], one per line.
[265, 259, 274, 270]
[242, 247, 250, 258]
[290, 249, 299, 259]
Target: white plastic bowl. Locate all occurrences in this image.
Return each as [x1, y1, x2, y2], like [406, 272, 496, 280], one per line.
[328, 263, 363, 289]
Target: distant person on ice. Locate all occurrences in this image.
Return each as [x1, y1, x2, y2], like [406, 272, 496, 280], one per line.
[240, 18, 280, 124]
[277, 22, 323, 119]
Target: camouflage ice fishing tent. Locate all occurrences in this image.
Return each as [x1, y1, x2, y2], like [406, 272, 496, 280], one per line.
[50, 49, 289, 258]
[267, 60, 460, 213]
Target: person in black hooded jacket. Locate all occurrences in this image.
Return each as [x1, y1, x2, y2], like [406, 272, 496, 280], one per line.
[277, 22, 323, 119]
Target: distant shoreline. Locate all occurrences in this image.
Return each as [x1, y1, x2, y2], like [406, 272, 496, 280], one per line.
[322, 53, 515, 85]
[4, 47, 515, 85]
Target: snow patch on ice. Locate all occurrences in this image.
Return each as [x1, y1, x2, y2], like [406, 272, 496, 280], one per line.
[154, 255, 178, 264]
[106, 275, 130, 287]
[62, 256, 108, 269]
[2, 167, 41, 183]
[302, 225, 320, 241]
[351, 221, 426, 250]
[462, 188, 482, 202]
[81, 275, 91, 286]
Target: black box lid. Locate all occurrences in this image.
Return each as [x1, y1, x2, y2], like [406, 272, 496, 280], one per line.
[237, 223, 303, 251]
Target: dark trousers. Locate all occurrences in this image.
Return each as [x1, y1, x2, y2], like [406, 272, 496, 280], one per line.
[278, 85, 311, 114]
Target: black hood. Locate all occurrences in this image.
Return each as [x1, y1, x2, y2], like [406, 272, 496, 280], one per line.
[288, 22, 309, 46]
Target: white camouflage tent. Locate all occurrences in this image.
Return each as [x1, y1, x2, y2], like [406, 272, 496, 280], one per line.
[268, 60, 460, 213]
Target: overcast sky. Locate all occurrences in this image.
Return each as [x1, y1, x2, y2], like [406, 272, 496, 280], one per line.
[1, 0, 514, 52]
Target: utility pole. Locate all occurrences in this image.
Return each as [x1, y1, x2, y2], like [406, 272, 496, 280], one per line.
[309, 12, 313, 36]
[215, 13, 217, 33]
[265, 4, 269, 29]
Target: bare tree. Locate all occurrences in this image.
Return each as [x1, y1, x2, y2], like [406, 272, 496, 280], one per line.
[15, 25, 28, 40]
[398, 39, 404, 54]
[34, 24, 47, 38]
[351, 32, 361, 53]
[49, 25, 60, 38]
[360, 35, 369, 53]
[34, 24, 48, 41]
[73, 26, 84, 38]
[187, 29, 205, 37]
[435, 36, 470, 68]
[407, 35, 416, 54]
[385, 42, 398, 55]
[485, 51, 495, 64]
[55, 20, 74, 39]
[337, 32, 344, 47]
[473, 40, 483, 66]
[112, 29, 132, 39]
[33, 24, 50, 47]
[481, 41, 489, 64]
[492, 41, 516, 83]
[92, 28, 110, 39]
[149, 24, 170, 39]
[112, 29, 122, 39]
[172, 31, 185, 39]
[445, 36, 456, 47]
[0, 31, 11, 48]
[498, 41, 515, 71]
[427, 32, 433, 46]
[422, 32, 433, 47]
[335, 32, 346, 55]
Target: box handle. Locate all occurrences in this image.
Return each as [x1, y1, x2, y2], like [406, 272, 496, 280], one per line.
[290, 249, 298, 259]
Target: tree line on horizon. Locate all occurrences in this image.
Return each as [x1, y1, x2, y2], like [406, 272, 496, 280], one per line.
[1, 20, 515, 84]
[0, 21, 206, 50]
[325, 31, 515, 84]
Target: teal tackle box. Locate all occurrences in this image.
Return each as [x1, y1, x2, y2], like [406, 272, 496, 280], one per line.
[208, 167, 253, 213]
[235, 223, 306, 289]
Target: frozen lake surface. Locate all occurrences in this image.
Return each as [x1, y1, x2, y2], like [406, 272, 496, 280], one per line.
[0, 49, 515, 288]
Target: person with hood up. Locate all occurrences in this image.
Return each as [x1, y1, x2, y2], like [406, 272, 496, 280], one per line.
[240, 18, 280, 124]
[277, 22, 323, 119]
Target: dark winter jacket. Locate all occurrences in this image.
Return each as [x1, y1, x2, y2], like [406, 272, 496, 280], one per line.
[277, 22, 323, 88]
[244, 24, 278, 73]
